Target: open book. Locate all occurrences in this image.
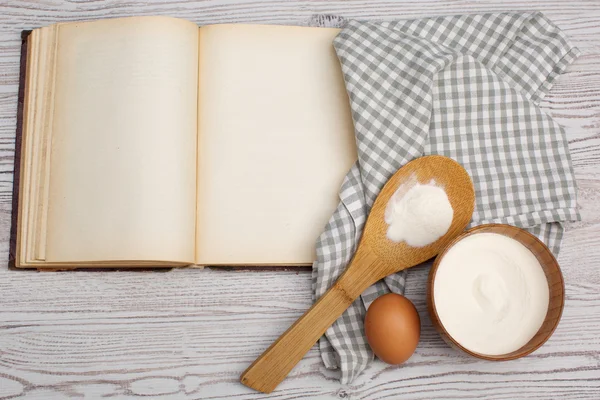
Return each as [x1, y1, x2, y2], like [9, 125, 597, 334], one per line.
[12, 16, 358, 269]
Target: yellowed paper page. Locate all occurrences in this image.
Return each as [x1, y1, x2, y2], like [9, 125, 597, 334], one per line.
[196, 25, 357, 265]
[46, 17, 198, 263]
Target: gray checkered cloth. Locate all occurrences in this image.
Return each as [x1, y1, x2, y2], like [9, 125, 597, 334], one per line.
[310, 12, 580, 383]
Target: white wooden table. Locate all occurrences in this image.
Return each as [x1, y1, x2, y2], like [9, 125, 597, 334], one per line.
[1, 1, 599, 399]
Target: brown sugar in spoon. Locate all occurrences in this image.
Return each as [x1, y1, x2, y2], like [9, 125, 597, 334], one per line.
[240, 155, 475, 393]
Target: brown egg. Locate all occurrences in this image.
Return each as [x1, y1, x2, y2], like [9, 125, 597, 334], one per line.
[365, 293, 420, 365]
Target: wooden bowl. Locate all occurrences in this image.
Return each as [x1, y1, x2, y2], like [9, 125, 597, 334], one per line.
[427, 223, 565, 361]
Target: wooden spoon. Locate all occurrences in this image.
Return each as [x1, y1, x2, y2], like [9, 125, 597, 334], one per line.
[240, 155, 475, 393]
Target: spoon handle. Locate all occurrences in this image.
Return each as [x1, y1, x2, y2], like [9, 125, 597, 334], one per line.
[240, 249, 379, 393]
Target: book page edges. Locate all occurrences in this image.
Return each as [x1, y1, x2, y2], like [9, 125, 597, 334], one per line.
[14, 17, 200, 267]
[11, 30, 31, 268]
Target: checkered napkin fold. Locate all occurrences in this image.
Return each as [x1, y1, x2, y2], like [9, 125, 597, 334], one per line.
[310, 12, 581, 383]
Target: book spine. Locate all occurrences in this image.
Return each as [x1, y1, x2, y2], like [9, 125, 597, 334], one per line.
[9, 30, 32, 268]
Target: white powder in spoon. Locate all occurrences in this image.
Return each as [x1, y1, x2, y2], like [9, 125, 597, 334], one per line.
[384, 178, 453, 247]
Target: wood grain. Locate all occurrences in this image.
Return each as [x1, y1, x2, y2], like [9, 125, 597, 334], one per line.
[0, 1, 599, 399]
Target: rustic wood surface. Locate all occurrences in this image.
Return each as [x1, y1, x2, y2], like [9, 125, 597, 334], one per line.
[0, 1, 598, 399]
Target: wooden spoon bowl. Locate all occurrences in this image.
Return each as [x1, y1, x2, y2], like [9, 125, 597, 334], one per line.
[241, 155, 475, 393]
[363, 155, 476, 273]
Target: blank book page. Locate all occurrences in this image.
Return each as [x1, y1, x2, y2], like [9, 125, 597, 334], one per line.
[46, 17, 198, 263]
[197, 24, 357, 265]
